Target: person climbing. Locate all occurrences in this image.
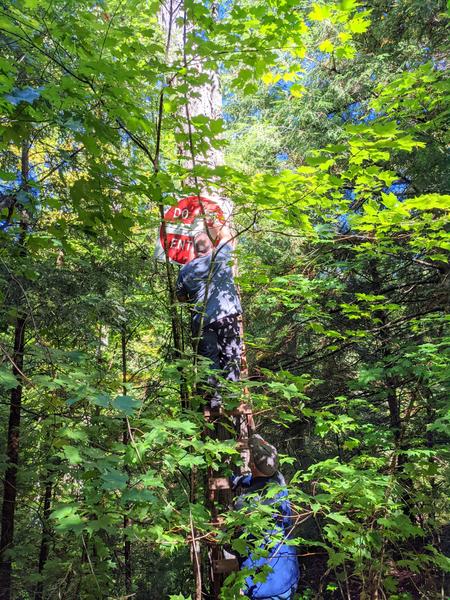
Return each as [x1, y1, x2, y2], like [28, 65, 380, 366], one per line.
[231, 434, 300, 600]
[176, 218, 242, 408]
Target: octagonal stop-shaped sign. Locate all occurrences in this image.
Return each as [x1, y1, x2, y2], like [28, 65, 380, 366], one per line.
[155, 196, 230, 265]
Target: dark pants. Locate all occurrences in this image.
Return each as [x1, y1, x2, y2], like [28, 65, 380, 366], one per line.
[195, 314, 242, 407]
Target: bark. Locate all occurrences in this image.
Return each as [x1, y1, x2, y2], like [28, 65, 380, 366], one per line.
[158, 4, 244, 598]
[0, 315, 26, 600]
[121, 327, 132, 595]
[34, 479, 53, 600]
[369, 260, 401, 446]
[0, 141, 29, 600]
[156, 1, 188, 404]
[158, 6, 207, 597]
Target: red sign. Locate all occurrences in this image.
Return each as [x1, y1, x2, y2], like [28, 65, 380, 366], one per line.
[161, 232, 194, 264]
[159, 196, 224, 265]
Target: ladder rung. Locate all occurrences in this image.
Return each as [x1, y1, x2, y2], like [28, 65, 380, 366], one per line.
[236, 439, 249, 450]
[208, 477, 230, 491]
[204, 404, 253, 419]
[213, 558, 240, 574]
[203, 406, 224, 419]
[237, 403, 253, 415]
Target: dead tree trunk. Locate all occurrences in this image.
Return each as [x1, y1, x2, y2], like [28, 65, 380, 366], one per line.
[158, 3, 246, 597]
[158, 3, 222, 597]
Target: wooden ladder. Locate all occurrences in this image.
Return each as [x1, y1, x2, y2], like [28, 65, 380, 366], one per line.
[203, 403, 255, 599]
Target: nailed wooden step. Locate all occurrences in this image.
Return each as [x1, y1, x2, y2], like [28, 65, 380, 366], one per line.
[213, 558, 240, 574]
[236, 439, 249, 451]
[236, 403, 253, 415]
[208, 477, 231, 491]
[204, 403, 253, 419]
[210, 516, 226, 527]
[203, 406, 223, 419]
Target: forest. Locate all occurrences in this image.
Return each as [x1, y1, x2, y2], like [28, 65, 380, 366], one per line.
[0, 0, 449, 599]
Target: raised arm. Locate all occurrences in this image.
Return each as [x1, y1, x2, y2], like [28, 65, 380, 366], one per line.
[207, 219, 235, 248]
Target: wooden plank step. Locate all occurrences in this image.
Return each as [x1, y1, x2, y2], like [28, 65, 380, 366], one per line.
[213, 558, 240, 574]
[204, 404, 253, 419]
[208, 477, 230, 491]
[236, 439, 249, 451]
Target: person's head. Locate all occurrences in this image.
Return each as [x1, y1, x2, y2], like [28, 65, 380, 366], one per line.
[194, 232, 213, 257]
[249, 434, 279, 477]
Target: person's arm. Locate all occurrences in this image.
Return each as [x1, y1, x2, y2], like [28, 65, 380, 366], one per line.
[207, 219, 235, 248]
[231, 474, 252, 490]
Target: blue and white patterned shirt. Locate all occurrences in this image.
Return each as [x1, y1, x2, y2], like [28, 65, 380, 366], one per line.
[176, 242, 242, 329]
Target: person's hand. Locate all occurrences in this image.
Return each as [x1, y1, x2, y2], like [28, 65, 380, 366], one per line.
[205, 207, 224, 228]
[207, 219, 233, 246]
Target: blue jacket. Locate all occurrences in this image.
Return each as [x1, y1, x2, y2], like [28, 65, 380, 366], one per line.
[176, 243, 241, 329]
[232, 472, 300, 599]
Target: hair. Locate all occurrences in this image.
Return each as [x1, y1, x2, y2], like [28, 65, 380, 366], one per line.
[194, 232, 213, 256]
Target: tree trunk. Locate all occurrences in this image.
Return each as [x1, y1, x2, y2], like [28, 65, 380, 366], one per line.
[369, 260, 401, 446]
[0, 316, 26, 600]
[34, 479, 53, 600]
[0, 141, 29, 600]
[158, 3, 239, 597]
[121, 327, 132, 595]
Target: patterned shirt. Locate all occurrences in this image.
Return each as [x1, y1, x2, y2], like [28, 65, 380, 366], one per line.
[176, 242, 242, 328]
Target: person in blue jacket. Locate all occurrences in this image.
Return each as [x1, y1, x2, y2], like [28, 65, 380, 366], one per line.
[176, 221, 242, 408]
[232, 434, 300, 600]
